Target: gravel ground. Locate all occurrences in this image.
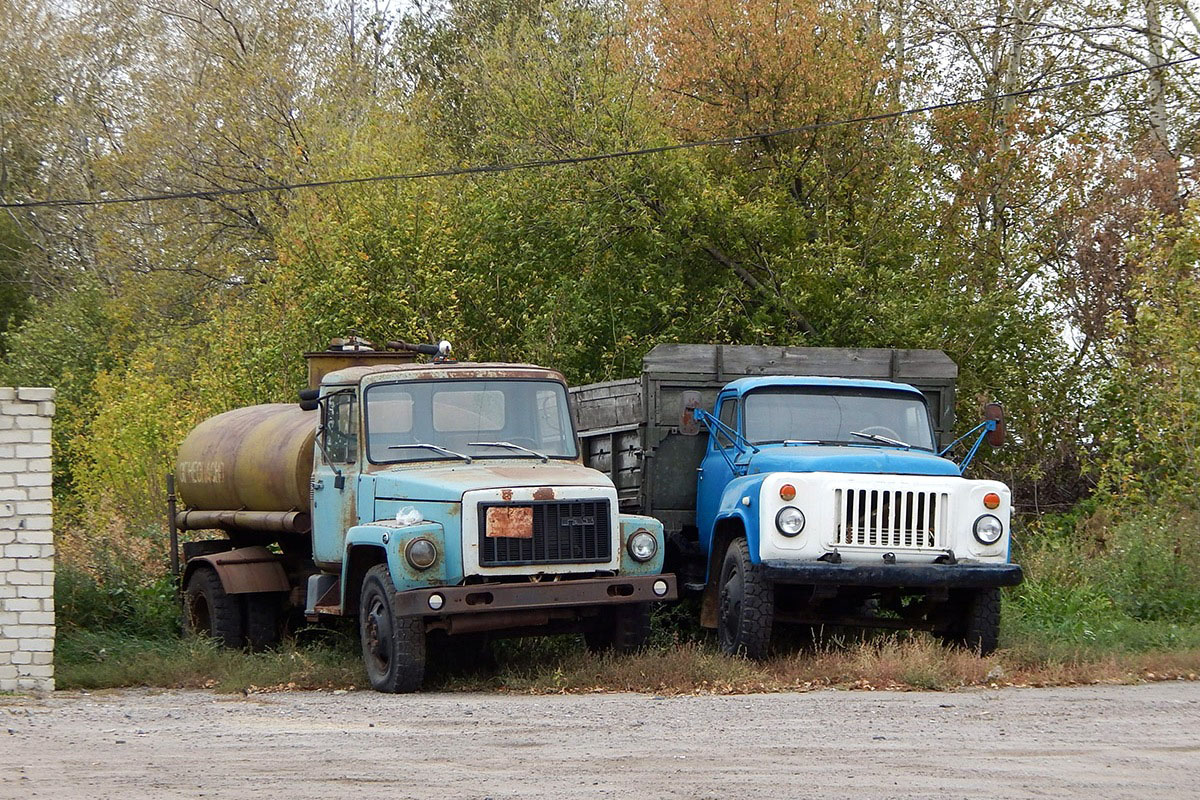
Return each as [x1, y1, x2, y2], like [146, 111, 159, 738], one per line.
[1, 682, 1198, 799]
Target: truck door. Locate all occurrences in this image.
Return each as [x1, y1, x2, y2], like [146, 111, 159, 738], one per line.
[311, 388, 360, 567]
[696, 393, 740, 552]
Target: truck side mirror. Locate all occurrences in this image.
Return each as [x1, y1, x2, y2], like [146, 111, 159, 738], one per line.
[298, 388, 320, 411]
[984, 402, 1005, 447]
[679, 391, 703, 436]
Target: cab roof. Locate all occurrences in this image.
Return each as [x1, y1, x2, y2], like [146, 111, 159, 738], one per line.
[322, 361, 565, 386]
[722, 375, 927, 397]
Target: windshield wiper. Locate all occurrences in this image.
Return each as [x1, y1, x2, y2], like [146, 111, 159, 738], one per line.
[468, 441, 549, 463]
[851, 431, 912, 449]
[387, 443, 473, 463]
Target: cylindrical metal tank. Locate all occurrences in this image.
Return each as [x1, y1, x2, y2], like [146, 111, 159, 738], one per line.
[176, 404, 317, 513]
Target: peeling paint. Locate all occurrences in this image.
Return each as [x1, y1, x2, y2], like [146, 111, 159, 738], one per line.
[532, 486, 556, 501]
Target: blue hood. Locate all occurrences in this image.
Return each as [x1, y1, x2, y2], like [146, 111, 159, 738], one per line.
[744, 445, 960, 477]
[368, 460, 613, 503]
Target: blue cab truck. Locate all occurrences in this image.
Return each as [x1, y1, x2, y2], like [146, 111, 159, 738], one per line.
[171, 337, 676, 692]
[572, 344, 1022, 657]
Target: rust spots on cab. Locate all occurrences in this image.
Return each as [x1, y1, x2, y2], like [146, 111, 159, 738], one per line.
[532, 487, 555, 501]
[501, 489, 513, 501]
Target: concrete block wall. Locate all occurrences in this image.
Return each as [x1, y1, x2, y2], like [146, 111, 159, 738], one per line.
[0, 387, 56, 692]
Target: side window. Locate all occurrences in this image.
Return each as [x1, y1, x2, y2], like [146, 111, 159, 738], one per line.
[325, 392, 358, 464]
[714, 398, 739, 449]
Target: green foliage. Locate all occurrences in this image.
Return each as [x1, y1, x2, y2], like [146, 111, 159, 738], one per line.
[55, 564, 179, 639]
[1089, 203, 1200, 504]
[0, 283, 119, 500]
[1006, 504, 1200, 650]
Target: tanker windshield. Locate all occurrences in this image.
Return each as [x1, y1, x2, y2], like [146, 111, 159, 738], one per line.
[743, 388, 936, 451]
[364, 379, 578, 463]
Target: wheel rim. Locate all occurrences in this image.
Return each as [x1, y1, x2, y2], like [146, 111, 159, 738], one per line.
[364, 593, 392, 672]
[719, 565, 743, 651]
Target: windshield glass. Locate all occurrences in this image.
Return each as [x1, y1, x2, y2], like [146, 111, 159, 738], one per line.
[364, 379, 578, 463]
[743, 388, 936, 450]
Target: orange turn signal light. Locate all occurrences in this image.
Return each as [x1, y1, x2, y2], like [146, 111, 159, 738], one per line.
[983, 492, 1001, 509]
[780, 484, 796, 501]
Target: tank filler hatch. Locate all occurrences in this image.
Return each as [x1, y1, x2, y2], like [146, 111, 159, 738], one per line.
[303, 334, 444, 388]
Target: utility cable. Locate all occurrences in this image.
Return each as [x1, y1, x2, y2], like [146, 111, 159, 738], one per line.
[2, 54, 1197, 210]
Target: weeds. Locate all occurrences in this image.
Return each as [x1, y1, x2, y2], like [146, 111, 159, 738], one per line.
[51, 503, 1200, 694]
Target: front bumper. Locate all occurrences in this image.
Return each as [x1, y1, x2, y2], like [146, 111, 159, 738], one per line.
[760, 561, 1023, 589]
[391, 574, 678, 618]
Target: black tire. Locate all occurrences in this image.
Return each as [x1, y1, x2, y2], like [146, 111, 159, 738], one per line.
[942, 588, 1002, 656]
[183, 566, 245, 648]
[717, 538, 774, 659]
[584, 602, 652, 654]
[359, 564, 426, 693]
[245, 592, 285, 651]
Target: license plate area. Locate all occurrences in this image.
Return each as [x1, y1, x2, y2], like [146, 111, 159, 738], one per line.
[485, 506, 533, 539]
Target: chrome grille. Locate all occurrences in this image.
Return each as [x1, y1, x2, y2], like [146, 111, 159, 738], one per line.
[834, 488, 947, 549]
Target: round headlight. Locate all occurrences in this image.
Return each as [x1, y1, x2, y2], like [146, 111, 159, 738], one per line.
[973, 514, 1004, 545]
[775, 506, 805, 536]
[628, 530, 658, 562]
[405, 537, 438, 570]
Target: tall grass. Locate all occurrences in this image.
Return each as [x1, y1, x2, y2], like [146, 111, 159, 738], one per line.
[52, 504, 1200, 694]
[1005, 504, 1200, 655]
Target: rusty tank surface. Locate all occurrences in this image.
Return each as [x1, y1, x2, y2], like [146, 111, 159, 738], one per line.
[175, 404, 317, 515]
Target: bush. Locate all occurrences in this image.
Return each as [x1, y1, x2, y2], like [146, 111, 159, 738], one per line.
[55, 563, 179, 639]
[1007, 503, 1200, 650]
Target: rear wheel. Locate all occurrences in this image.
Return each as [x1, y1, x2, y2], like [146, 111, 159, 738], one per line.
[717, 538, 774, 659]
[360, 564, 426, 693]
[183, 566, 245, 648]
[245, 592, 286, 651]
[941, 588, 1002, 656]
[584, 603, 652, 654]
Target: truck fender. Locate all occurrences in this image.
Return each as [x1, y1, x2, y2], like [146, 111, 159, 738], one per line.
[342, 521, 448, 611]
[182, 546, 290, 595]
[698, 508, 756, 629]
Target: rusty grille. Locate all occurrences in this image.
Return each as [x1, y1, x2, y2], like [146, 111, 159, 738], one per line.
[834, 488, 947, 550]
[478, 500, 612, 566]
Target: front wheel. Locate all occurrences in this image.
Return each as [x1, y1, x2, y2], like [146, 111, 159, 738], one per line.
[941, 588, 1001, 656]
[360, 564, 426, 693]
[717, 538, 774, 659]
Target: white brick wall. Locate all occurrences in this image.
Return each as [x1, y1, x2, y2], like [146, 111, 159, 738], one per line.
[0, 387, 55, 693]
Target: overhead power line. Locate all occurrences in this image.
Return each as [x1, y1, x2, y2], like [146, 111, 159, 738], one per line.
[2, 54, 1197, 211]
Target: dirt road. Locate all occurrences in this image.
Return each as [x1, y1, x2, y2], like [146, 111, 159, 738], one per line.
[1, 682, 1197, 799]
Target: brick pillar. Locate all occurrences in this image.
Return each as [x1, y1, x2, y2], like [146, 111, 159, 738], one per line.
[0, 387, 56, 692]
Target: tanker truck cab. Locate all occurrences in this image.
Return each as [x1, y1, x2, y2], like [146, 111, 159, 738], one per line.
[691, 376, 1022, 658]
[305, 359, 675, 692]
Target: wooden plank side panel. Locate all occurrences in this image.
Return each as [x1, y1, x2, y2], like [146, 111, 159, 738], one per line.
[643, 344, 957, 381]
[571, 379, 643, 432]
[580, 427, 643, 512]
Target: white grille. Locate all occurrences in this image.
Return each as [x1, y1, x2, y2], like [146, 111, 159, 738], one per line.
[834, 488, 948, 550]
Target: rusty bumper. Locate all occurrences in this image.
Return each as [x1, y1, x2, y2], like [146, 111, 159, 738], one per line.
[391, 574, 678, 618]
